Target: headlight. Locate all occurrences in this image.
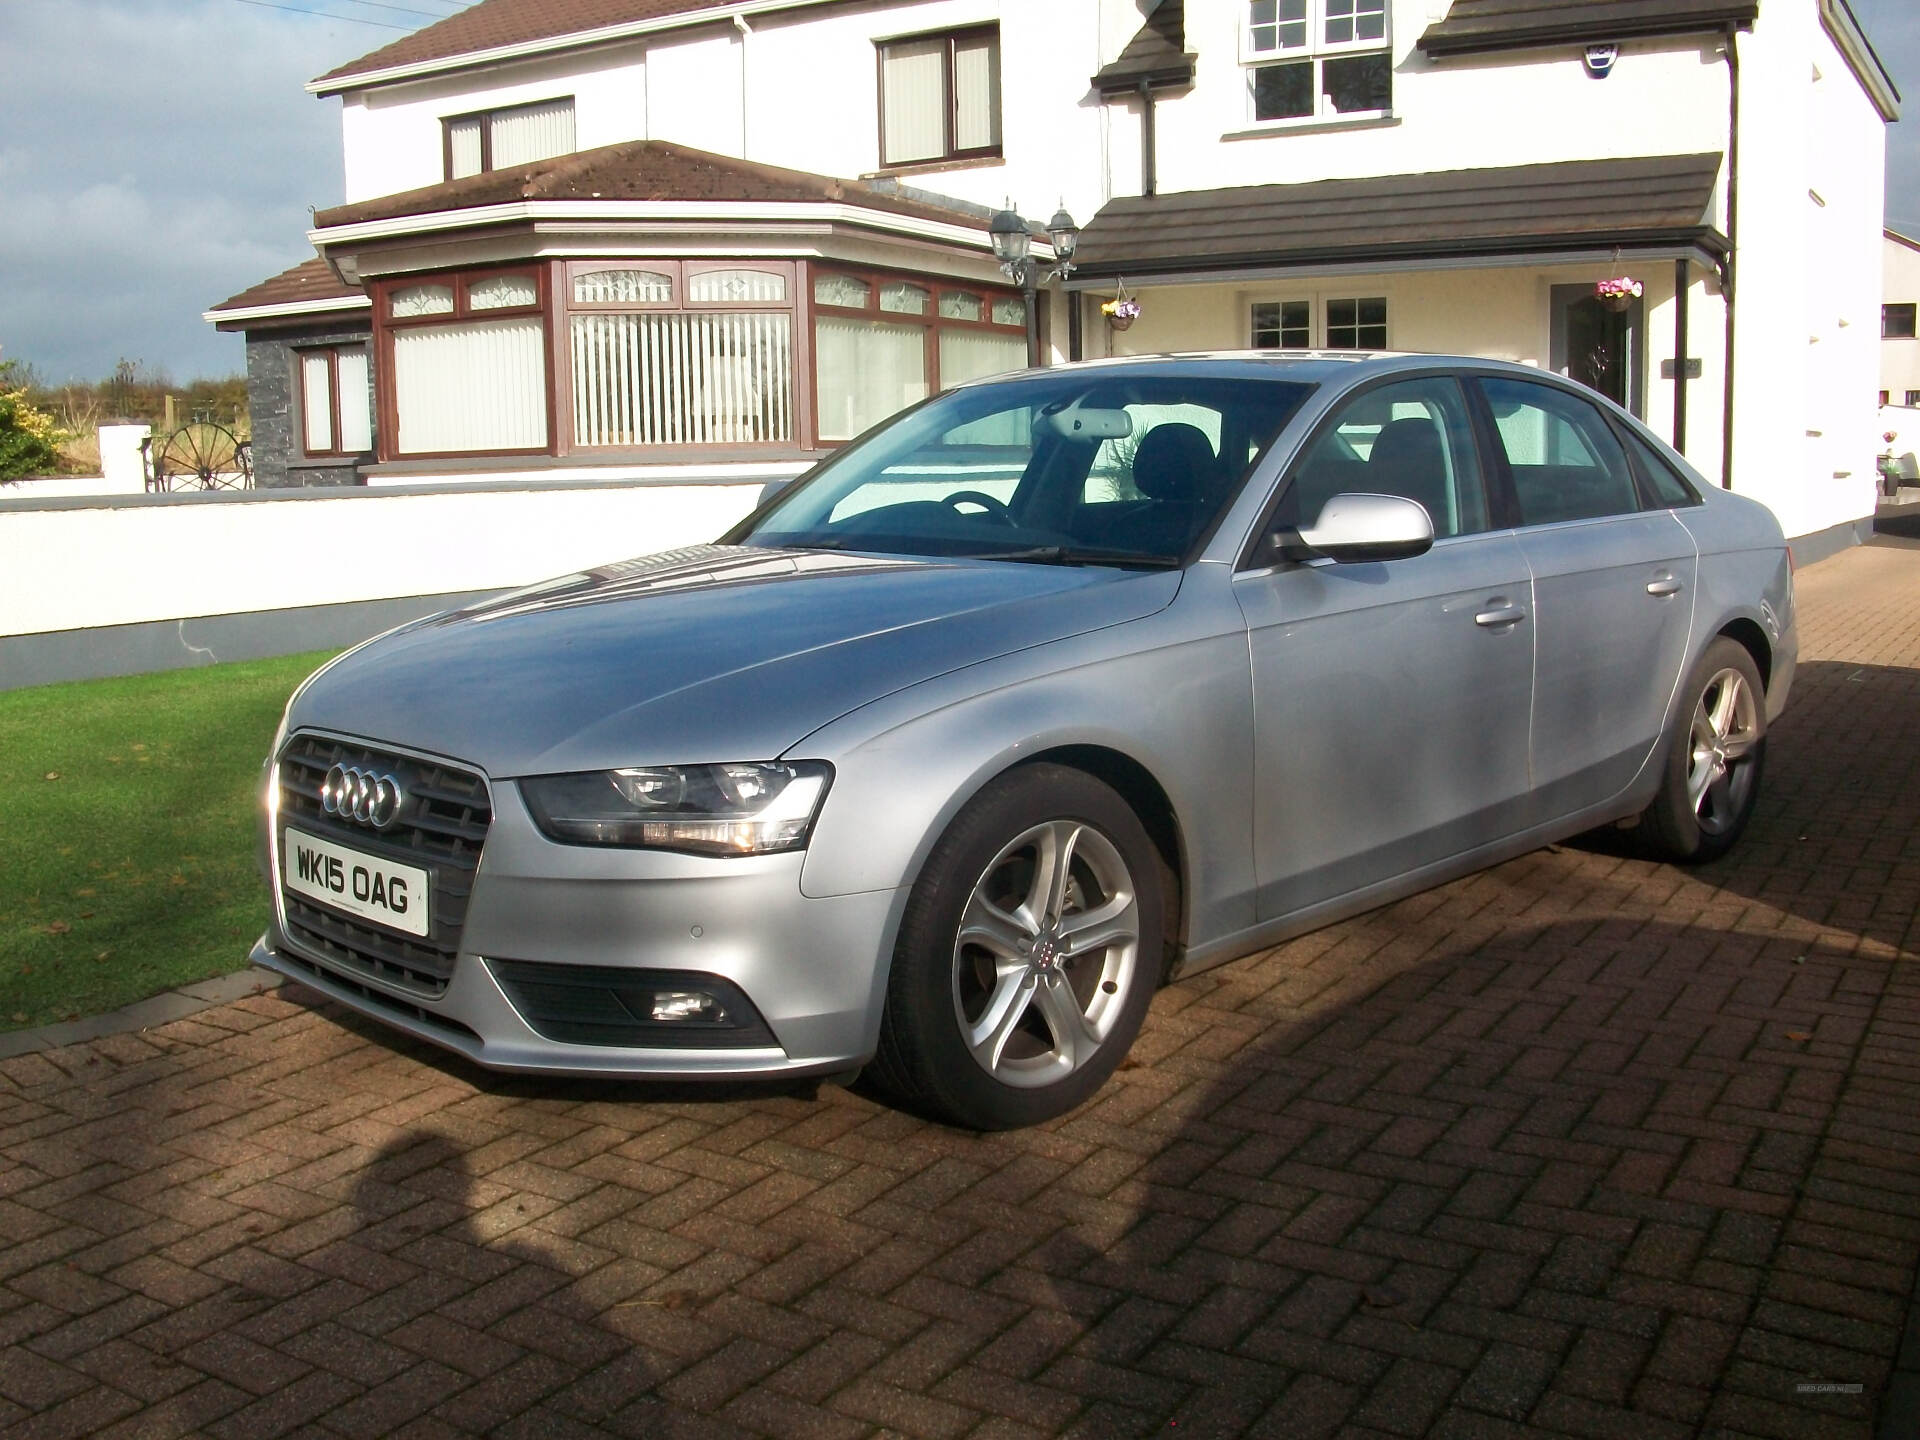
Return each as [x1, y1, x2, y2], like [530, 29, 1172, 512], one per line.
[521, 761, 833, 855]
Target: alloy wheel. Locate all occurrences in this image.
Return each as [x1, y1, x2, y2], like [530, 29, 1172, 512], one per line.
[1687, 667, 1761, 835]
[951, 819, 1140, 1088]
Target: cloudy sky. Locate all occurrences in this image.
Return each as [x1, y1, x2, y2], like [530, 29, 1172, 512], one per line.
[2, 0, 1918, 385]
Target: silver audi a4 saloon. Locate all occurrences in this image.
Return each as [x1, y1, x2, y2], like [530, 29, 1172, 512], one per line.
[253, 354, 1795, 1129]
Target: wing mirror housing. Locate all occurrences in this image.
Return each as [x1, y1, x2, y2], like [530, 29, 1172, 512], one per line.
[1269, 492, 1435, 564]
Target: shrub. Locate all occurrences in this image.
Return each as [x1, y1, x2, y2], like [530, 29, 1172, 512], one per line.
[0, 379, 64, 482]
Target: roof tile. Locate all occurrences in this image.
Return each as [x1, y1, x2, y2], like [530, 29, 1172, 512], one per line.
[1074, 154, 1726, 273]
[310, 138, 992, 232]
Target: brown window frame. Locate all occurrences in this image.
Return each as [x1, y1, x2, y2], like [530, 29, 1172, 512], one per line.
[441, 97, 576, 181]
[875, 25, 1003, 170]
[294, 344, 371, 459]
[805, 262, 1027, 445]
[560, 260, 805, 455]
[371, 265, 556, 463]
[1883, 302, 1917, 339]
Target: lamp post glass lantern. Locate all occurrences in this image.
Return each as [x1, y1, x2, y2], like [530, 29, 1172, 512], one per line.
[991, 202, 1077, 367]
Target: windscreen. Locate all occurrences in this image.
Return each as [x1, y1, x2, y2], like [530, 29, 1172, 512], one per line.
[738, 372, 1314, 565]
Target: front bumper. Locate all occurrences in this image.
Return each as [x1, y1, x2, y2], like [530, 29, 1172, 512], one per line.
[260, 753, 905, 1080]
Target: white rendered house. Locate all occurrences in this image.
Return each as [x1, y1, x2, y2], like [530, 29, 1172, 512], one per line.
[207, 0, 1899, 556]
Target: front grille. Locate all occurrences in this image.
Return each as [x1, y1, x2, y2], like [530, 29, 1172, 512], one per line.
[277, 732, 491, 998]
[279, 949, 485, 1044]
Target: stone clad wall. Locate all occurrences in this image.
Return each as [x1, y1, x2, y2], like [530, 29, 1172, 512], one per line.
[246, 322, 374, 489]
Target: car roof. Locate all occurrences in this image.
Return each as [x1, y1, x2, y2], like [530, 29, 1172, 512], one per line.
[964, 351, 1541, 388]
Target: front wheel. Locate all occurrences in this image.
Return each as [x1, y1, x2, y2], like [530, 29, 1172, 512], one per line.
[1638, 637, 1767, 863]
[868, 764, 1163, 1130]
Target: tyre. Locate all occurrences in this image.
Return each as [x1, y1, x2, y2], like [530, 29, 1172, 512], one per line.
[1639, 636, 1767, 863]
[868, 764, 1164, 1130]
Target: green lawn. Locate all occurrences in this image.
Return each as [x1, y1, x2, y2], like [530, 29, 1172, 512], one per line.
[0, 650, 337, 1030]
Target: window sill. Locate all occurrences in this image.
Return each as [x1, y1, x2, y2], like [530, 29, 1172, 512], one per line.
[864, 153, 1005, 180]
[1222, 113, 1400, 142]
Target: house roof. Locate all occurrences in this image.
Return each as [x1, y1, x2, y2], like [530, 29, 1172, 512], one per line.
[312, 0, 817, 93]
[205, 258, 368, 329]
[310, 138, 997, 233]
[1092, 0, 1195, 93]
[1416, 0, 1758, 56]
[1072, 154, 1727, 278]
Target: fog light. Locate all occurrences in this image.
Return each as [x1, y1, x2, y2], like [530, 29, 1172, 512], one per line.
[650, 991, 725, 1023]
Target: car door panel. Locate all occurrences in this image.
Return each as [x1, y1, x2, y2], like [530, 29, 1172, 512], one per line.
[1475, 376, 1699, 817]
[1236, 535, 1536, 920]
[1515, 513, 1698, 814]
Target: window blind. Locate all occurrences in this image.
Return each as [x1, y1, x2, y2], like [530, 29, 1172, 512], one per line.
[953, 35, 1000, 151]
[301, 353, 333, 452]
[816, 317, 928, 441]
[447, 116, 483, 178]
[336, 347, 371, 453]
[393, 319, 548, 454]
[570, 312, 793, 448]
[491, 99, 576, 168]
[881, 40, 946, 164]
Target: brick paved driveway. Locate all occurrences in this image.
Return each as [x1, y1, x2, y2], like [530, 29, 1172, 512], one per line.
[4, 538, 1918, 1440]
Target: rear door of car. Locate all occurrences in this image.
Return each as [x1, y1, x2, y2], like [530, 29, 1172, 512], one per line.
[1471, 375, 1698, 820]
[1233, 373, 1537, 922]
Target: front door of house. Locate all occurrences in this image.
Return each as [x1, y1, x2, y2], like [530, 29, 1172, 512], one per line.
[1551, 284, 1644, 418]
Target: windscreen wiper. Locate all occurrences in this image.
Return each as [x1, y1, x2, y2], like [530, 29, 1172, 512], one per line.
[972, 545, 1181, 569]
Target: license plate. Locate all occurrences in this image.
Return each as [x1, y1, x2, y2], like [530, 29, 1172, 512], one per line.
[283, 827, 430, 938]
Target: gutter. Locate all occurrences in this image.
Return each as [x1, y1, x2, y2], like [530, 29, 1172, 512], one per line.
[307, 199, 1025, 254]
[1418, 6, 1758, 58]
[201, 295, 372, 326]
[1066, 228, 1730, 284]
[1820, 0, 1901, 121]
[310, 0, 825, 96]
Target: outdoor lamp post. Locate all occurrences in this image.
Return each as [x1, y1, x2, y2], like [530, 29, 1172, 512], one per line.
[990, 203, 1079, 367]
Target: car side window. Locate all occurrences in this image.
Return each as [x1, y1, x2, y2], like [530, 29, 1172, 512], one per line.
[1478, 377, 1642, 526]
[1276, 376, 1489, 539]
[1618, 426, 1703, 509]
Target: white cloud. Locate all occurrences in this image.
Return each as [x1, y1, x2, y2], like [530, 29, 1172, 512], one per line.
[0, 0, 419, 382]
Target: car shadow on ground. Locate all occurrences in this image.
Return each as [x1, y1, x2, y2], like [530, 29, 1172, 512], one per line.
[177, 654, 1914, 1436]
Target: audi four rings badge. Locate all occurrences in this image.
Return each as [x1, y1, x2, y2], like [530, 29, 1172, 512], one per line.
[321, 764, 405, 829]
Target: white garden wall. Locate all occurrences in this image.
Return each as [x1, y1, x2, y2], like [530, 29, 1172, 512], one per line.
[0, 479, 766, 641]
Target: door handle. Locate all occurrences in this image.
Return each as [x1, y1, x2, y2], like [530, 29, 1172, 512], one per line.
[1474, 603, 1526, 629]
[1646, 577, 1684, 597]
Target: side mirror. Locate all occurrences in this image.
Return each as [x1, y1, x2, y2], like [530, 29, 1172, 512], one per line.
[1274, 492, 1434, 564]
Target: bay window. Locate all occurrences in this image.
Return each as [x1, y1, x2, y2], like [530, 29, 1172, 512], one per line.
[812, 269, 1026, 442]
[444, 98, 576, 180]
[879, 27, 1002, 168]
[297, 345, 372, 457]
[1245, 0, 1391, 125]
[567, 263, 796, 448]
[380, 269, 550, 456]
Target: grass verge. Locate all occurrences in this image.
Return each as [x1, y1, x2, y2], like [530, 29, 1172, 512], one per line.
[0, 650, 337, 1031]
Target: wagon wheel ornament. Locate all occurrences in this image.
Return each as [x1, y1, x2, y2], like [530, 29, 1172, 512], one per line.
[149, 421, 253, 491]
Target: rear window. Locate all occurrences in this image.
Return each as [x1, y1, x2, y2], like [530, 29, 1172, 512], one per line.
[1619, 427, 1702, 509]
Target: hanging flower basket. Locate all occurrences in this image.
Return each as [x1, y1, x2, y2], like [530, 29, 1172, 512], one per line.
[1595, 276, 1642, 313]
[1101, 284, 1141, 332]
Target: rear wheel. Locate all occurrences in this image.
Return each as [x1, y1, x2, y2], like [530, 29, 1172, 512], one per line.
[868, 764, 1162, 1130]
[1639, 637, 1766, 863]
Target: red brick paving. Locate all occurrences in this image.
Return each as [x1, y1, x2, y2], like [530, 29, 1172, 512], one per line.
[3, 539, 1917, 1439]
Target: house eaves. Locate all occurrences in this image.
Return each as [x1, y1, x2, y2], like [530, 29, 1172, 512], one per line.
[310, 199, 1011, 256]
[1070, 153, 1728, 279]
[1092, 0, 1196, 95]
[1822, 0, 1900, 121]
[1417, 0, 1758, 58]
[309, 0, 835, 96]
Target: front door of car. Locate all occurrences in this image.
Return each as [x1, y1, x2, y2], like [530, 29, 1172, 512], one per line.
[1234, 375, 1536, 922]
[1473, 376, 1698, 818]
